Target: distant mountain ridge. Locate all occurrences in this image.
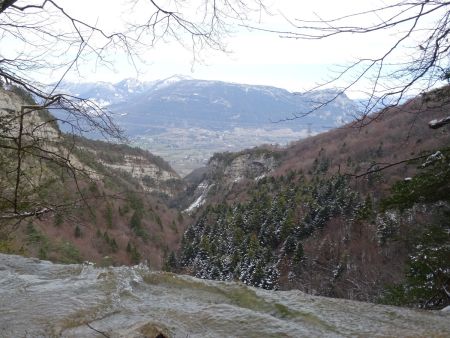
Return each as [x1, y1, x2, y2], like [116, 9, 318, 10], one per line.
[56, 76, 357, 133]
[55, 75, 192, 108]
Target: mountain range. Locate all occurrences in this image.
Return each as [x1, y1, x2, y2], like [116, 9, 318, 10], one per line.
[57, 75, 356, 132]
[55, 76, 358, 175]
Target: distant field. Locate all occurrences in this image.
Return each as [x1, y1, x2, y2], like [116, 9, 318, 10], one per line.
[132, 126, 308, 176]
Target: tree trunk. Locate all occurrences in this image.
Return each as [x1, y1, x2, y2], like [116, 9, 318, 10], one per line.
[0, 0, 18, 14]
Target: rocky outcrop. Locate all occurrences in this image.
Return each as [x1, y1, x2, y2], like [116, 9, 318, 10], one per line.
[183, 149, 279, 212]
[100, 154, 182, 196]
[0, 88, 60, 141]
[217, 153, 277, 183]
[2, 253, 449, 337]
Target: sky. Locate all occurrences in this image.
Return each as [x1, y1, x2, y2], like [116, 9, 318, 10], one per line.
[41, 1, 394, 92]
[4, 0, 439, 98]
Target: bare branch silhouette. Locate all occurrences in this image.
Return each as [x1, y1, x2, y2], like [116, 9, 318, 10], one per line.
[0, 0, 268, 222]
[250, 1, 450, 125]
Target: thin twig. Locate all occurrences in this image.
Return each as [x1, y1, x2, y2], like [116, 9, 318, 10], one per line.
[85, 323, 110, 338]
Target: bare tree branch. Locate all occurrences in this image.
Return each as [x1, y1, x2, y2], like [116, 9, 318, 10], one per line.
[250, 1, 450, 125]
[0, 0, 268, 222]
[0, 0, 17, 14]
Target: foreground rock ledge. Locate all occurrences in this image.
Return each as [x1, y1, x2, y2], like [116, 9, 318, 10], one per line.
[0, 253, 448, 337]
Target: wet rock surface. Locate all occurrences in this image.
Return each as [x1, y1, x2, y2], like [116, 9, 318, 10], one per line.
[0, 253, 449, 337]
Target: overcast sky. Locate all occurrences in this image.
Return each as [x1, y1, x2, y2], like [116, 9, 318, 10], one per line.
[7, 0, 433, 97]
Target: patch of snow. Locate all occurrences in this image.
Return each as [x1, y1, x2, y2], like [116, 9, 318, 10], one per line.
[161, 95, 187, 102]
[254, 174, 266, 181]
[198, 181, 209, 189]
[153, 75, 192, 90]
[211, 97, 231, 108]
[429, 116, 450, 129]
[422, 151, 445, 168]
[184, 183, 213, 213]
[185, 194, 205, 213]
[89, 98, 111, 107]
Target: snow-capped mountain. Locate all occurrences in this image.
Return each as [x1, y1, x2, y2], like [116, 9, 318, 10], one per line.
[53, 78, 152, 106]
[54, 76, 357, 134]
[150, 74, 193, 91]
[112, 78, 356, 134]
[54, 75, 196, 108]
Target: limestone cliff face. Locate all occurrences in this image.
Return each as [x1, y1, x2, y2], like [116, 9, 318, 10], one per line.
[99, 154, 182, 197]
[183, 149, 279, 212]
[0, 87, 186, 267]
[0, 88, 60, 141]
[214, 152, 277, 183]
[0, 88, 104, 182]
[0, 86, 184, 201]
[0, 89, 24, 116]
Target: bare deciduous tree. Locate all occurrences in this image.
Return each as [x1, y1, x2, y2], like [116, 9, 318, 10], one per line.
[0, 0, 266, 221]
[257, 0, 450, 126]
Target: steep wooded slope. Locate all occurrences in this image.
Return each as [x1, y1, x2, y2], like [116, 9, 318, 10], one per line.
[174, 86, 450, 308]
[181, 86, 450, 210]
[0, 86, 189, 268]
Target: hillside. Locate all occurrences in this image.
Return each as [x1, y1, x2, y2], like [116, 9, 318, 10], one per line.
[174, 86, 450, 309]
[72, 136, 184, 198]
[0, 86, 189, 268]
[177, 87, 450, 212]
